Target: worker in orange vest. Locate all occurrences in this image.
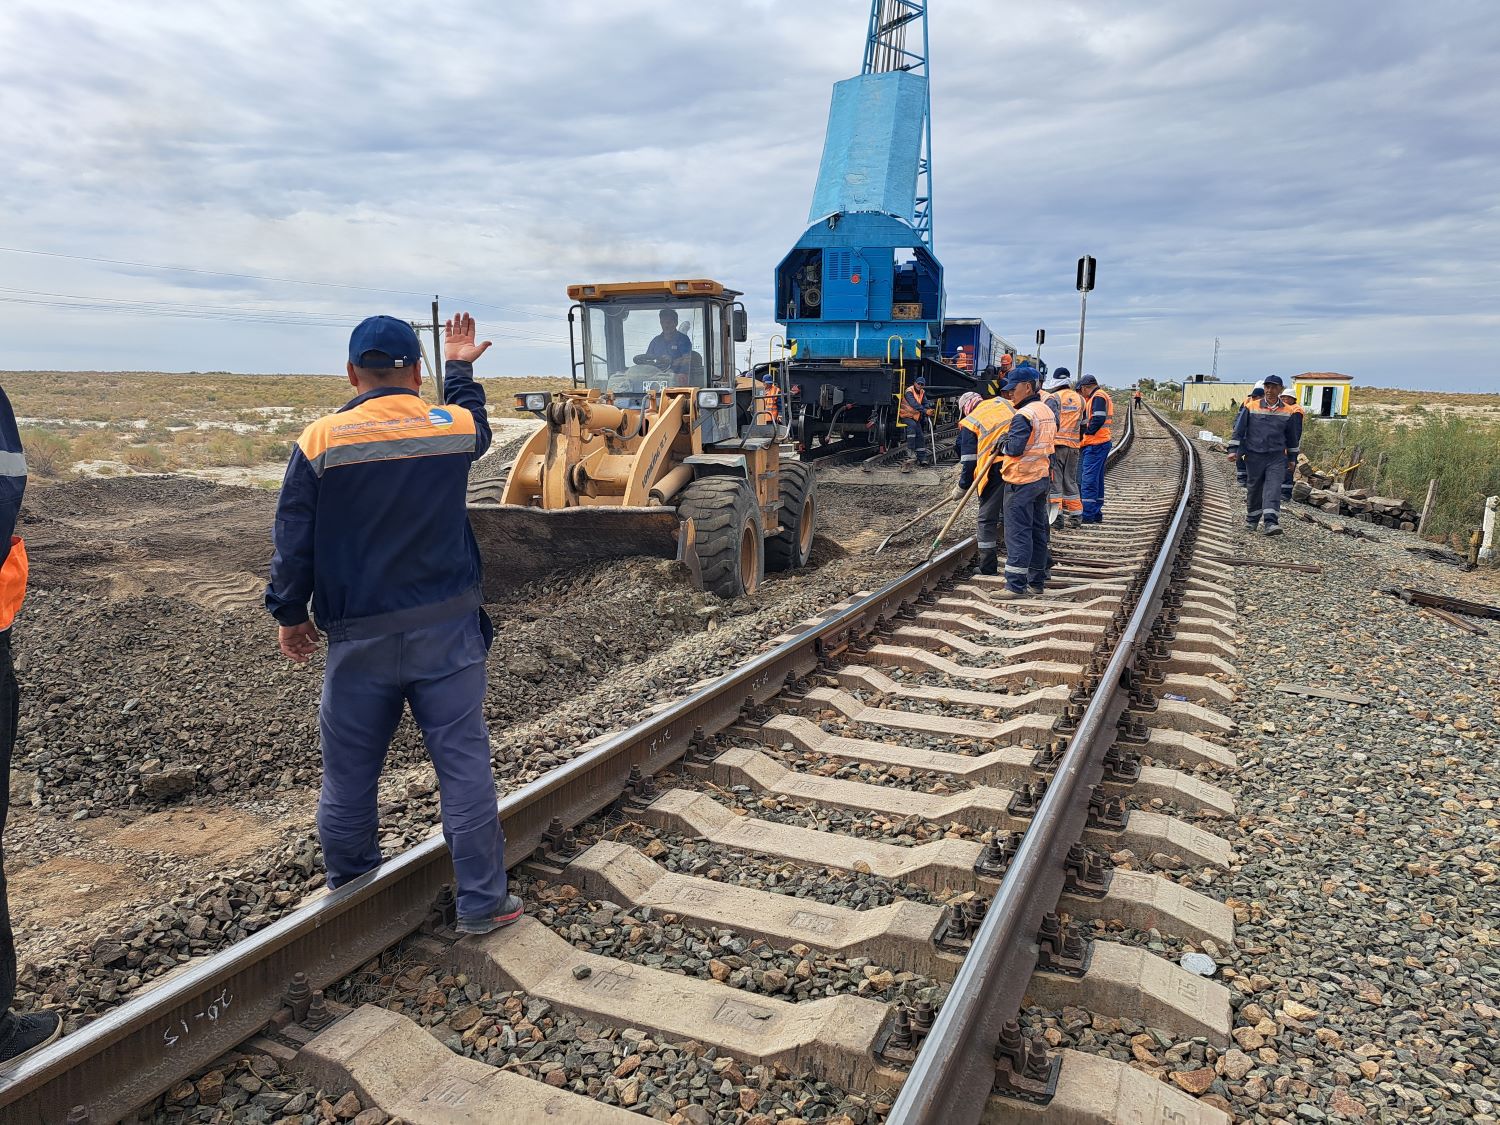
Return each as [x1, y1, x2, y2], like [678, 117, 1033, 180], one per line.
[899, 375, 934, 471]
[0, 387, 61, 1066]
[1077, 374, 1114, 524]
[956, 389, 1016, 575]
[984, 352, 1015, 398]
[995, 366, 1058, 598]
[759, 372, 781, 425]
[1042, 367, 1084, 529]
[1278, 390, 1304, 500]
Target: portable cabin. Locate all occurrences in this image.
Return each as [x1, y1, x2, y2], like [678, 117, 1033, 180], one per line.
[940, 319, 998, 375]
[1292, 372, 1352, 419]
[1179, 380, 1258, 414]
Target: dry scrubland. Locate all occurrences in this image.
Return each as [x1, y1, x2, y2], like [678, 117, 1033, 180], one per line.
[6, 370, 574, 483]
[1160, 385, 1500, 546]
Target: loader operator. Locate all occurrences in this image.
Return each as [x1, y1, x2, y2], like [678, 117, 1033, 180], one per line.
[265, 313, 523, 936]
[644, 309, 694, 375]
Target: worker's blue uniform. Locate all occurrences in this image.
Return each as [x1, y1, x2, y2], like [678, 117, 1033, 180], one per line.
[266, 360, 506, 923]
[1078, 389, 1113, 523]
[1228, 395, 1301, 531]
[645, 329, 692, 364]
[1000, 395, 1057, 594]
[0, 387, 27, 1048]
[902, 385, 933, 465]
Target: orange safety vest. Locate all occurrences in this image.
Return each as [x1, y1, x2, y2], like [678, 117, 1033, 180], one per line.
[1080, 389, 1114, 446]
[759, 382, 781, 424]
[1044, 388, 1085, 448]
[898, 385, 926, 422]
[1003, 400, 1059, 484]
[0, 536, 28, 632]
[958, 398, 1015, 497]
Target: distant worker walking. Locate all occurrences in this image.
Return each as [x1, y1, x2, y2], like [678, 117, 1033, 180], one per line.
[1226, 373, 1301, 535]
[1077, 374, 1114, 524]
[1042, 367, 1083, 529]
[956, 388, 1015, 575]
[995, 366, 1057, 598]
[266, 313, 522, 934]
[1234, 382, 1265, 487]
[900, 374, 934, 471]
[1277, 390, 1304, 501]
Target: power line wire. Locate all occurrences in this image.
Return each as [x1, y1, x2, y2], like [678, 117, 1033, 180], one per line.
[0, 244, 557, 322]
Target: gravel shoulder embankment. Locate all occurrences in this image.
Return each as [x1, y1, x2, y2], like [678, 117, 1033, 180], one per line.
[1206, 447, 1500, 1123]
[5, 462, 961, 1029]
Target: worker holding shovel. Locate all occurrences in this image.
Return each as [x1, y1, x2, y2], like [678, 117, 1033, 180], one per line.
[955, 387, 1016, 575]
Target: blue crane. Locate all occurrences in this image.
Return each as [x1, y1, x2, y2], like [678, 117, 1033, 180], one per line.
[772, 1, 999, 457]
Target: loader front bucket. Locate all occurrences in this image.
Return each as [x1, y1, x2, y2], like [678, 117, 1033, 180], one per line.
[468, 503, 685, 601]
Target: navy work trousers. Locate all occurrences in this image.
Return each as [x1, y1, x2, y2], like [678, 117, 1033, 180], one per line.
[318, 611, 506, 922]
[1243, 450, 1287, 529]
[0, 632, 18, 1041]
[906, 420, 929, 465]
[1080, 441, 1111, 522]
[1003, 477, 1051, 593]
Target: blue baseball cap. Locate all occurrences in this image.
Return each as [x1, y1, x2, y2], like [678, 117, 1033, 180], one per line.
[1001, 364, 1041, 391]
[349, 316, 421, 369]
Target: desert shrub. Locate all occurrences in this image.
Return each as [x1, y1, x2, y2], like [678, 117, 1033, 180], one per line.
[202, 431, 259, 467]
[19, 428, 73, 477]
[122, 444, 173, 472]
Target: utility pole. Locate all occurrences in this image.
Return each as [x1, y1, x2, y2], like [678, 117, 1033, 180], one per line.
[1211, 336, 1220, 382]
[431, 297, 444, 402]
[1075, 256, 1096, 379]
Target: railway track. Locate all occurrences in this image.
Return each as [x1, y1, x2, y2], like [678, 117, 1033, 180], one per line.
[1, 404, 1244, 1125]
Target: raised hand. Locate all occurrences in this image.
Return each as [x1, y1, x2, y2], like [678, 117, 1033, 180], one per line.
[444, 312, 492, 364]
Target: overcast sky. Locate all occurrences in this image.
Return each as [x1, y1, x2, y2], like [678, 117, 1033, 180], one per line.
[1, 0, 1496, 390]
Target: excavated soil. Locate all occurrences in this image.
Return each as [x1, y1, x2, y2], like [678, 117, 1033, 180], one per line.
[5, 455, 960, 1025]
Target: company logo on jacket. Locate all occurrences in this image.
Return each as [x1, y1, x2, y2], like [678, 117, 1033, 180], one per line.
[428, 408, 454, 427]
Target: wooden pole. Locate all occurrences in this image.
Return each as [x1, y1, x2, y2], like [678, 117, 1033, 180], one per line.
[925, 477, 982, 560]
[1416, 477, 1438, 537]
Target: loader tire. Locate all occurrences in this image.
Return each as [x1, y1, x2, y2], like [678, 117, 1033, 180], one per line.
[678, 477, 763, 599]
[765, 461, 816, 571]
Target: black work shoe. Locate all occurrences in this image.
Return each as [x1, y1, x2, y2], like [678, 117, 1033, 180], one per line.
[978, 550, 999, 576]
[1263, 524, 1283, 537]
[456, 894, 525, 935]
[0, 1010, 62, 1069]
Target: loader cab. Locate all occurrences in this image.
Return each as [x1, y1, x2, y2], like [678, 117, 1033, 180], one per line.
[569, 280, 746, 445]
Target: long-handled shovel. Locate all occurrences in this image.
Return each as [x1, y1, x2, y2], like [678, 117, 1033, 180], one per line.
[876, 494, 957, 553]
[924, 477, 982, 559]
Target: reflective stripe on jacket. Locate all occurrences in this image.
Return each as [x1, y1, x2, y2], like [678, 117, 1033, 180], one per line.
[1227, 397, 1302, 456]
[266, 361, 493, 641]
[1002, 398, 1059, 484]
[958, 398, 1015, 496]
[1044, 388, 1085, 447]
[1080, 389, 1113, 446]
[899, 385, 928, 422]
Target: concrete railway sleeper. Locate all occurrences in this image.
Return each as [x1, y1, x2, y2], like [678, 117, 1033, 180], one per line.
[0, 405, 1246, 1125]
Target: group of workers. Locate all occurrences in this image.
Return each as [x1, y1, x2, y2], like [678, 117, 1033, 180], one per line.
[950, 364, 1114, 597]
[1226, 374, 1303, 534]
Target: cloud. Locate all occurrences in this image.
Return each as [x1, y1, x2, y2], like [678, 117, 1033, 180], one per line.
[0, 0, 1495, 389]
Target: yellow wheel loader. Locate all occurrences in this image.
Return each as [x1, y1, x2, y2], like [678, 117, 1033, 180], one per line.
[469, 280, 816, 600]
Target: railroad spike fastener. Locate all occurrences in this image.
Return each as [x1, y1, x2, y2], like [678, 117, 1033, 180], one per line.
[285, 971, 312, 1024]
[428, 884, 457, 929]
[1117, 714, 1150, 745]
[1102, 744, 1142, 783]
[1052, 702, 1082, 734]
[974, 832, 1018, 878]
[1086, 787, 1128, 831]
[1128, 683, 1160, 713]
[624, 765, 659, 810]
[1030, 739, 1065, 773]
[993, 1020, 1061, 1105]
[963, 895, 988, 932]
[1063, 843, 1111, 898]
[934, 902, 970, 950]
[303, 989, 333, 1030]
[1135, 657, 1166, 688]
[540, 816, 583, 867]
[1036, 913, 1090, 977]
[1007, 780, 1046, 817]
[912, 997, 935, 1041]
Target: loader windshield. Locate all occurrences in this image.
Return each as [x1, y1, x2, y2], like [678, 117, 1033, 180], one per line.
[582, 300, 711, 394]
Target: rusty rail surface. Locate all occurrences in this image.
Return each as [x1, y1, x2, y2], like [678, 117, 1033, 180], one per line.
[888, 402, 1196, 1124]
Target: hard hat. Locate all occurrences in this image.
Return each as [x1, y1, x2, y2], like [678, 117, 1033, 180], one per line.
[959, 391, 982, 415]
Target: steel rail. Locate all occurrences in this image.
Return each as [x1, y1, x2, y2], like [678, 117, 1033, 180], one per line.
[0, 538, 980, 1125]
[887, 404, 1195, 1125]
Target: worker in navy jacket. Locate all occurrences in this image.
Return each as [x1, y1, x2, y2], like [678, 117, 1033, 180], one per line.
[0, 387, 64, 1066]
[266, 313, 522, 935]
[1226, 373, 1302, 535]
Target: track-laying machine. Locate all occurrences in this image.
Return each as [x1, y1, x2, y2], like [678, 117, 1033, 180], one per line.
[469, 280, 815, 600]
